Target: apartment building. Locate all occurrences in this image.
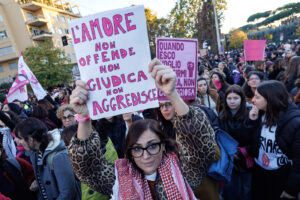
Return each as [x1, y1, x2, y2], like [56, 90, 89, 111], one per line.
[0, 0, 81, 83]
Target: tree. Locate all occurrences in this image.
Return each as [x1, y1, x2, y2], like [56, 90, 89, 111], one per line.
[228, 29, 248, 49]
[196, 0, 227, 54]
[23, 40, 72, 89]
[168, 0, 227, 39]
[144, 8, 168, 58]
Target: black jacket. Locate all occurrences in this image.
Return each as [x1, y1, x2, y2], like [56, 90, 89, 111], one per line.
[218, 112, 256, 147]
[249, 104, 300, 196]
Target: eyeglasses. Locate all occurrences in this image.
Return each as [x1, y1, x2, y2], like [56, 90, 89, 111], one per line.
[159, 102, 172, 109]
[249, 77, 260, 82]
[129, 142, 162, 158]
[62, 115, 74, 121]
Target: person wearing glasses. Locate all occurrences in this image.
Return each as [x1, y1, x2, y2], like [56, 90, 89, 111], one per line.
[68, 58, 216, 199]
[56, 105, 77, 131]
[243, 71, 264, 106]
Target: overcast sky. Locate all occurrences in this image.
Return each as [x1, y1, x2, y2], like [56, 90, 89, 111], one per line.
[68, 0, 297, 33]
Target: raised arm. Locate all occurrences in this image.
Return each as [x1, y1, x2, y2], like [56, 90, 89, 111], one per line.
[149, 58, 216, 188]
[68, 80, 115, 195]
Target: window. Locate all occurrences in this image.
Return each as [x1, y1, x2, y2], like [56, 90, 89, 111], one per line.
[0, 14, 3, 22]
[51, 27, 56, 34]
[58, 28, 63, 34]
[65, 29, 69, 34]
[54, 15, 59, 21]
[0, 66, 4, 72]
[0, 46, 14, 56]
[0, 31, 8, 39]
[27, 12, 34, 20]
[60, 16, 66, 22]
[72, 53, 76, 60]
[8, 62, 17, 70]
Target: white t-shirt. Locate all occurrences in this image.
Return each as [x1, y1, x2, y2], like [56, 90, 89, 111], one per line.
[255, 116, 289, 170]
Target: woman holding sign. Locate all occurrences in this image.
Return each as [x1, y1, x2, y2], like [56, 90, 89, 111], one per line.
[68, 59, 216, 199]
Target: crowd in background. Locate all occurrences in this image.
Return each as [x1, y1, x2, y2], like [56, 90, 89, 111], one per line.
[0, 38, 299, 200]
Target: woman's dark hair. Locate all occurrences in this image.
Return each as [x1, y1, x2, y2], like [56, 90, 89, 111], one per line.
[33, 105, 48, 121]
[38, 99, 54, 111]
[283, 56, 300, 87]
[0, 134, 7, 160]
[14, 118, 49, 152]
[125, 119, 179, 170]
[211, 71, 229, 88]
[246, 71, 264, 81]
[7, 103, 21, 115]
[243, 65, 255, 77]
[221, 85, 248, 121]
[256, 80, 291, 127]
[61, 124, 78, 146]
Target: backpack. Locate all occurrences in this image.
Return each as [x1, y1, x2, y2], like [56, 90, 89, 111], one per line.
[208, 128, 238, 183]
[47, 149, 82, 200]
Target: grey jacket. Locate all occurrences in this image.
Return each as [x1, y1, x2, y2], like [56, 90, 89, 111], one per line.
[29, 129, 79, 200]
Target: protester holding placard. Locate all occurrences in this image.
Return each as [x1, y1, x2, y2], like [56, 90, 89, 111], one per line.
[68, 59, 216, 199]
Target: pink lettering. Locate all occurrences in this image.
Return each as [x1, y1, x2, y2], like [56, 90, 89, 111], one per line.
[102, 17, 113, 36]
[113, 14, 126, 35]
[125, 12, 136, 31]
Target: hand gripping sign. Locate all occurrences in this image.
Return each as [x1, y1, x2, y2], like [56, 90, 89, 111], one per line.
[69, 5, 158, 120]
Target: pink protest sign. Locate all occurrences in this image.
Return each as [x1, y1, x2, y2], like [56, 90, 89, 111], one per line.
[69, 6, 158, 120]
[244, 40, 266, 61]
[156, 38, 198, 101]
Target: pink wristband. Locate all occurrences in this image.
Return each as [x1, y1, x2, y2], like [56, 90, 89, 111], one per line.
[75, 114, 91, 122]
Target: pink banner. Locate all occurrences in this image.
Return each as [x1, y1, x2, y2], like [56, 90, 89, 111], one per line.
[156, 38, 198, 101]
[244, 40, 266, 61]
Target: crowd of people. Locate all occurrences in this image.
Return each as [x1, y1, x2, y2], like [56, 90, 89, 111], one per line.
[0, 40, 299, 200]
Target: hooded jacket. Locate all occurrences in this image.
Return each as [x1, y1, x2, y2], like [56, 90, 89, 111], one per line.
[29, 129, 79, 200]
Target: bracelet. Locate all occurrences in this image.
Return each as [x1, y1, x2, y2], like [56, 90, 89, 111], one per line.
[74, 114, 91, 122]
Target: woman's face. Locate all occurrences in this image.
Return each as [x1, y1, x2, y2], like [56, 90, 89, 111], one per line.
[131, 129, 164, 175]
[197, 80, 208, 95]
[159, 101, 175, 121]
[16, 135, 32, 151]
[212, 74, 220, 82]
[62, 110, 76, 127]
[253, 90, 267, 111]
[248, 74, 261, 89]
[122, 112, 132, 121]
[226, 92, 241, 111]
[218, 63, 224, 71]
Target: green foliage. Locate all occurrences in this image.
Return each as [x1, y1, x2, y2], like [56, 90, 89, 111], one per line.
[257, 8, 300, 27]
[247, 23, 298, 43]
[240, 1, 300, 32]
[168, 0, 227, 38]
[144, 8, 169, 57]
[23, 40, 72, 89]
[276, 2, 300, 11]
[247, 11, 271, 22]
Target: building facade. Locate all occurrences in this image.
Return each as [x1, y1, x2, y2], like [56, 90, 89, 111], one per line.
[0, 0, 80, 83]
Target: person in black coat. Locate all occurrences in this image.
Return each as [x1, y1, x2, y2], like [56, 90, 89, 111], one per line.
[218, 85, 256, 200]
[249, 80, 300, 200]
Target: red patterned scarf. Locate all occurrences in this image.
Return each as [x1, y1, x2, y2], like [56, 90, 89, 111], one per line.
[113, 153, 196, 200]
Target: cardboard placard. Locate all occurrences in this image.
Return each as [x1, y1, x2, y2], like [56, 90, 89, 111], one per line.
[156, 38, 198, 101]
[69, 5, 158, 119]
[244, 40, 266, 61]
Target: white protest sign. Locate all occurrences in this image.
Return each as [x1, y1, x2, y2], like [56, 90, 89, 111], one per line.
[69, 5, 158, 119]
